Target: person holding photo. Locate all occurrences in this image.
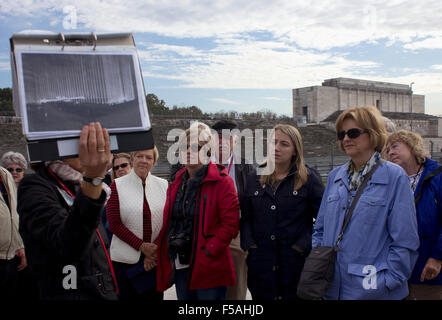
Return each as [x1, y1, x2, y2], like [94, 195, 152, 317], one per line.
[17, 122, 118, 300]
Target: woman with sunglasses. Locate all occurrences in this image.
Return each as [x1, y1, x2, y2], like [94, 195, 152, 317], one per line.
[0, 152, 28, 188]
[156, 122, 239, 300]
[1, 151, 35, 299]
[310, 106, 419, 300]
[386, 130, 442, 300]
[107, 147, 168, 300]
[111, 153, 132, 180]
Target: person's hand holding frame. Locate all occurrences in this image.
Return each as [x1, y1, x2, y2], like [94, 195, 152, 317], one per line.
[79, 122, 111, 199]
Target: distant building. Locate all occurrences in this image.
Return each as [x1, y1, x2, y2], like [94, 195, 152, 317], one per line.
[292, 77, 442, 155]
[293, 77, 425, 124]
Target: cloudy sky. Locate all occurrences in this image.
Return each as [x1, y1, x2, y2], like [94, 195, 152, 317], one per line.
[1, 0, 441, 116]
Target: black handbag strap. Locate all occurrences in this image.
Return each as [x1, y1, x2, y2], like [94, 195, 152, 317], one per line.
[334, 159, 384, 249]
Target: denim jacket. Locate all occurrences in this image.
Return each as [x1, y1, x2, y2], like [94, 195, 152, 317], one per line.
[312, 160, 419, 300]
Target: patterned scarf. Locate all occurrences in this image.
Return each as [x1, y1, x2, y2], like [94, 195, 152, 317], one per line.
[347, 152, 381, 192]
[46, 160, 83, 184]
[45, 160, 111, 202]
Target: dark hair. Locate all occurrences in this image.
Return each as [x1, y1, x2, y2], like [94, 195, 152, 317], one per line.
[212, 120, 238, 133]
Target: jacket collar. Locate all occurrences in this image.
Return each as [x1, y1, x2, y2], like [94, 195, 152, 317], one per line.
[254, 161, 298, 182]
[126, 167, 151, 185]
[422, 157, 440, 176]
[333, 162, 350, 189]
[414, 157, 440, 195]
[172, 161, 224, 187]
[333, 160, 388, 188]
[203, 162, 225, 182]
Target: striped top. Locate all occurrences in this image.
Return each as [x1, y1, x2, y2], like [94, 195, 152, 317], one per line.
[107, 181, 160, 251]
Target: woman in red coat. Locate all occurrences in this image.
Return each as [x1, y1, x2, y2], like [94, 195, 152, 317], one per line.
[156, 122, 240, 300]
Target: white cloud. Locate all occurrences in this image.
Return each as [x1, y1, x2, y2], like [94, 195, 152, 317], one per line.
[15, 29, 57, 35]
[142, 71, 187, 81]
[0, 53, 9, 71]
[0, 61, 10, 71]
[262, 97, 289, 101]
[2, 0, 442, 50]
[140, 37, 380, 89]
[2, 0, 442, 113]
[404, 37, 442, 50]
[208, 98, 241, 105]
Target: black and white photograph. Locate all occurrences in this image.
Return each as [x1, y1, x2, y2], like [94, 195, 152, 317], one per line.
[18, 51, 147, 138]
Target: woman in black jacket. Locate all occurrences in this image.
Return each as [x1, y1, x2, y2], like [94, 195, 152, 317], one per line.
[17, 122, 118, 300]
[241, 124, 324, 300]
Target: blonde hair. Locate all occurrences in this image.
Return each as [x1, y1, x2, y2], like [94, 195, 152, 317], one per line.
[260, 124, 308, 191]
[386, 130, 429, 165]
[132, 145, 159, 165]
[335, 106, 387, 153]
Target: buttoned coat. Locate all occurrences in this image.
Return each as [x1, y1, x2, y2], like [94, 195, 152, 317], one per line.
[312, 160, 420, 300]
[241, 164, 324, 300]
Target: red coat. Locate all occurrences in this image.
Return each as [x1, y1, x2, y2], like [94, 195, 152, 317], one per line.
[156, 162, 240, 291]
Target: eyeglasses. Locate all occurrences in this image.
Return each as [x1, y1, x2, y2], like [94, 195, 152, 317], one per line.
[6, 167, 23, 173]
[113, 163, 129, 171]
[337, 128, 367, 140]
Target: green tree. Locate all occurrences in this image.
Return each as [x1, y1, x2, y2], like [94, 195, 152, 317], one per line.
[0, 87, 14, 115]
[146, 93, 169, 114]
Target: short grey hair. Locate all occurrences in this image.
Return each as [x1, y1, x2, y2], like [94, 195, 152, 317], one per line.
[0, 151, 28, 170]
[383, 116, 397, 133]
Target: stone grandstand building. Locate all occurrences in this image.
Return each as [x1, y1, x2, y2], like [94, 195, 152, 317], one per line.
[293, 77, 442, 154]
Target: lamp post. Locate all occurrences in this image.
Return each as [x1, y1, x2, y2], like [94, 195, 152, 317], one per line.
[410, 82, 414, 131]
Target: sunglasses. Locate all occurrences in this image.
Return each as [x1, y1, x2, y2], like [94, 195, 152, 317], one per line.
[337, 128, 367, 140]
[6, 167, 23, 173]
[113, 163, 129, 171]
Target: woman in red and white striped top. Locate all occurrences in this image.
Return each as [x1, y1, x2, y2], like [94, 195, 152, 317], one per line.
[107, 147, 168, 300]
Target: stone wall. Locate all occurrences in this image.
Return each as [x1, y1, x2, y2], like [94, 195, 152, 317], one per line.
[2, 116, 438, 180]
[0, 116, 345, 168]
[0, 117, 28, 161]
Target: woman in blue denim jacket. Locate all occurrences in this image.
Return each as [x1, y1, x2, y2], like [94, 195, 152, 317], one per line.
[312, 106, 420, 300]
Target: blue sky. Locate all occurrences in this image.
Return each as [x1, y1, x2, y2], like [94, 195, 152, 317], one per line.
[1, 0, 442, 116]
